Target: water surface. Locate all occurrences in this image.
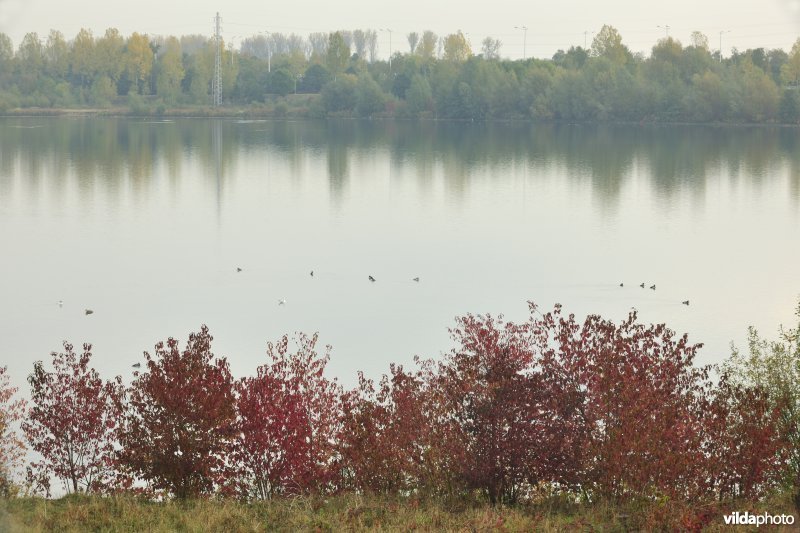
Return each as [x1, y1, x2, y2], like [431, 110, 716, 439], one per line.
[1, 118, 799, 387]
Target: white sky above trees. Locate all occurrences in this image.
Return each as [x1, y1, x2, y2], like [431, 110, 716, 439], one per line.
[1, 0, 798, 59]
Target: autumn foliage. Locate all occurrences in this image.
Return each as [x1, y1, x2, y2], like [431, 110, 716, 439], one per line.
[532, 304, 714, 501]
[3, 302, 795, 518]
[117, 326, 236, 499]
[0, 366, 26, 495]
[426, 314, 564, 504]
[233, 333, 341, 499]
[339, 364, 435, 495]
[22, 343, 122, 496]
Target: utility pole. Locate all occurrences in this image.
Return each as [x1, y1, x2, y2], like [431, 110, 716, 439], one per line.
[657, 25, 670, 38]
[719, 30, 730, 63]
[515, 26, 528, 60]
[213, 12, 222, 106]
[584, 30, 589, 49]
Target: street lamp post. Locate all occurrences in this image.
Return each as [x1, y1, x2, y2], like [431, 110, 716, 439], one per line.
[260, 31, 272, 72]
[228, 36, 244, 67]
[381, 29, 393, 72]
[515, 26, 528, 60]
[719, 30, 731, 63]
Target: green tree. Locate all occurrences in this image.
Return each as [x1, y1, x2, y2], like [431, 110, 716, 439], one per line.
[779, 89, 800, 123]
[418, 31, 438, 59]
[300, 63, 331, 93]
[321, 73, 357, 113]
[283, 49, 307, 87]
[355, 73, 385, 116]
[767, 49, 788, 85]
[406, 74, 433, 115]
[221, 42, 239, 98]
[70, 28, 96, 89]
[44, 30, 69, 79]
[645, 38, 685, 119]
[679, 41, 715, 82]
[96, 28, 125, 86]
[155, 37, 184, 103]
[184, 46, 213, 103]
[267, 68, 294, 96]
[0, 33, 13, 89]
[723, 301, 800, 511]
[687, 71, 728, 121]
[89, 75, 116, 106]
[326, 32, 350, 76]
[734, 59, 780, 121]
[0, 33, 12, 65]
[522, 63, 556, 119]
[232, 56, 267, 102]
[16, 33, 45, 93]
[17, 33, 43, 66]
[552, 46, 589, 69]
[781, 38, 800, 86]
[407, 32, 420, 54]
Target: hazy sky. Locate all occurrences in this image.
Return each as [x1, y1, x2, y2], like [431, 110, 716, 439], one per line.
[1, 0, 798, 59]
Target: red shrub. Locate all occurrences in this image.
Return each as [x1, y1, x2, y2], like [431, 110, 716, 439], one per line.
[531, 303, 711, 501]
[428, 313, 561, 504]
[117, 326, 236, 499]
[0, 366, 26, 494]
[704, 374, 784, 499]
[22, 343, 122, 495]
[233, 333, 341, 498]
[339, 364, 433, 495]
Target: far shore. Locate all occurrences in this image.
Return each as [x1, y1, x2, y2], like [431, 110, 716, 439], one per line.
[2, 106, 800, 127]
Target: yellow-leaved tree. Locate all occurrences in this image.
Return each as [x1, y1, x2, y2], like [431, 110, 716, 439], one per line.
[125, 32, 154, 94]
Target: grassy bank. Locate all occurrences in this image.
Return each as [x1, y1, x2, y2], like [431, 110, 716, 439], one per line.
[0, 94, 325, 119]
[0, 492, 797, 532]
[2, 97, 800, 126]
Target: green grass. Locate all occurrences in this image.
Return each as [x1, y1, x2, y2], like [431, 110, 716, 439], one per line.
[0, 492, 797, 532]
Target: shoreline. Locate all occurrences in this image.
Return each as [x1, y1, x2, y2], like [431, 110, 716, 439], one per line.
[2, 107, 800, 127]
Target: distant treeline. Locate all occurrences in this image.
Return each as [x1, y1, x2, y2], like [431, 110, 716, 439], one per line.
[1, 25, 799, 122]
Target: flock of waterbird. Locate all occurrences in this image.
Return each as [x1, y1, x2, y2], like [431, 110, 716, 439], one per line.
[619, 282, 690, 306]
[56, 270, 689, 369]
[60, 272, 691, 314]
[56, 266, 423, 315]
[265, 268, 420, 305]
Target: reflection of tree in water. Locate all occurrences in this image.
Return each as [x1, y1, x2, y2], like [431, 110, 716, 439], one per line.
[550, 124, 633, 201]
[779, 129, 800, 200]
[1, 118, 799, 210]
[182, 120, 238, 190]
[0, 118, 241, 205]
[258, 121, 307, 176]
[722, 127, 783, 187]
[644, 126, 719, 194]
[326, 130, 349, 202]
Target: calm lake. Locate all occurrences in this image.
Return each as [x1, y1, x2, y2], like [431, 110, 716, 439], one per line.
[1, 117, 799, 388]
